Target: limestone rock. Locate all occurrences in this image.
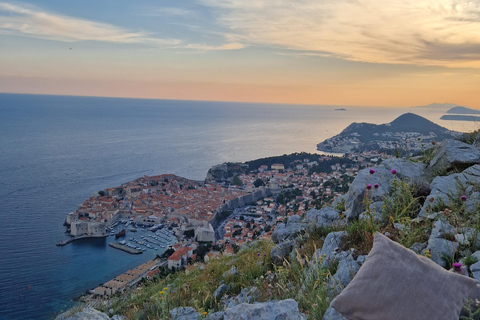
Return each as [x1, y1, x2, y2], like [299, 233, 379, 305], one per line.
[223, 266, 238, 278]
[359, 201, 384, 223]
[426, 238, 459, 268]
[223, 299, 307, 320]
[205, 312, 225, 320]
[170, 307, 200, 320]
[212, 284, 229, 302]
[330, 255, 360, 289]
[305, 207, 344, 229]
[313, 231, 347, 267]
[382, 158, 428, 183]
[356, 255, 367, 266]
[428, 139, 480, 174]
[431, 219, 456, 239]
[343, 166, 393, 220]
[272, 220, 306, 243]
[222, 287, 261, 309]
[470, 258, 480, 283]
[410, 242, 426, 254]
[322, 306, 349, 320]
[270, 240, 294, 265]
[59, 308, 110, 320]
[419, 165, 480, 217]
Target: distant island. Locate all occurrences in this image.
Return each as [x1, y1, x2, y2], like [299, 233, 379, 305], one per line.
[439, 106, 480, 121]
[317, 113, 460, 153]
[446, 106, 480, 115]
[440, 115, 480, 121]
[335, 108, 347, 111]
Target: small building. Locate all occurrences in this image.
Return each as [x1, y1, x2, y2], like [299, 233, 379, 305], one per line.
[195, 224, 215, 243]
[271, 163, 285, 171]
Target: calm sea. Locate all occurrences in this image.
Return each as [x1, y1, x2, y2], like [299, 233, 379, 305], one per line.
[0, 93, 476, 320]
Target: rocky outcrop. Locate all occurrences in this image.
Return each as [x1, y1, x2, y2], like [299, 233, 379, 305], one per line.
[212, 283, 229, 302]
[322, 306, 349, 320]
[313, 231, 347, 267]
[343, 166, 393, 220]
[419, 165, 480, 217]
[223, 299, 307, 320]
[223, 266, 238, 278]
[305, 207, 345, 229]
[170, 307, 200, 320]
[221, 287, 261, 309]
[271, 240, 294, 265]
[56, 308, 110, 320]
[272, 218, 306, 244]
[428, 139, 480, 174]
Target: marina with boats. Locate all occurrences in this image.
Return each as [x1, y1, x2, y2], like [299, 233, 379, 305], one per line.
[58, 219, 178, 255]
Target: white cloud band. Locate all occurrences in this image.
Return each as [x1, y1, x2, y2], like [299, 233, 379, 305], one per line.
[200, 0, 480, 67]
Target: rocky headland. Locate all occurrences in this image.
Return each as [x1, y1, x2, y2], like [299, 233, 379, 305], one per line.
[317, 113, 459, 154]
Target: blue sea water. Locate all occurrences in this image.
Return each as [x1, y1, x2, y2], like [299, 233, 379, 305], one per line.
[0, 93, 476, 320]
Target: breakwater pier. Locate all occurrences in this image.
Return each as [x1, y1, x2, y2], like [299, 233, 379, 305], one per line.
[108, 242, 143, 254]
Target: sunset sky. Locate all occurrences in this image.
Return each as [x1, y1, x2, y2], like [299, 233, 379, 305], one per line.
[1, 0, 479, 107]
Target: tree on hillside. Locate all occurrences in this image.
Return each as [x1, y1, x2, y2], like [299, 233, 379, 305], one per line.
[254, 178, 265, 188]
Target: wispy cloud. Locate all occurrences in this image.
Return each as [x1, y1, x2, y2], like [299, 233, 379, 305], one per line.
[143, 7, 195, 17]
[0, 2, 245, 51]
[199, 0, 480, 67]
[185, 42, 245, 51]
[0, 2, 180, 44]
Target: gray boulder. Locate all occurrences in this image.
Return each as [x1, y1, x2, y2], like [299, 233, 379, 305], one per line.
[222, 287, 261, 309]
[382, 158, 428, 183]
[170, 307, 200, 320]
[343, 166, 394, 220]
[58, 308, 110, 320]
[426, 237, 459, 268]
[356, 255, 367, 266]
[270, 240, 294, 265]
[470, 257, 480, 283]
[359, 201, 384, 223]
[288, 215, 302, 224]
[305, 207, 344, 229]
[428, 139, 480, 174]
[272, 219, 306, 243]
[410, 242, 427, 254]
[330, 255, 360, 290]
[223, 266, 238, 278]
[431, 219, 456, 239]
[212, 284, 229, 302]
[313, 231, 348, 267]
[205, 312, 225, 320]
[223, 299, 307, 320]
[419, 165, 480, 217]
[322, 306, 349, 320]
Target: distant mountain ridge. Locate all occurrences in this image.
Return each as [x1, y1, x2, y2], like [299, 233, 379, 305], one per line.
[317, 113, 459, 153]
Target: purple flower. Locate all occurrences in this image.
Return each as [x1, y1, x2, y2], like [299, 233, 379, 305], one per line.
[390, 169, 397, 174]
[461, 195, 467, 202]
[369, 169, 376, 174]
[453, 262, 462, 270]
[257, 253, 260, 256]
[366, 184, 372, 190]
[374, 183, 379, 189]
[264, 254, 266, 256]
